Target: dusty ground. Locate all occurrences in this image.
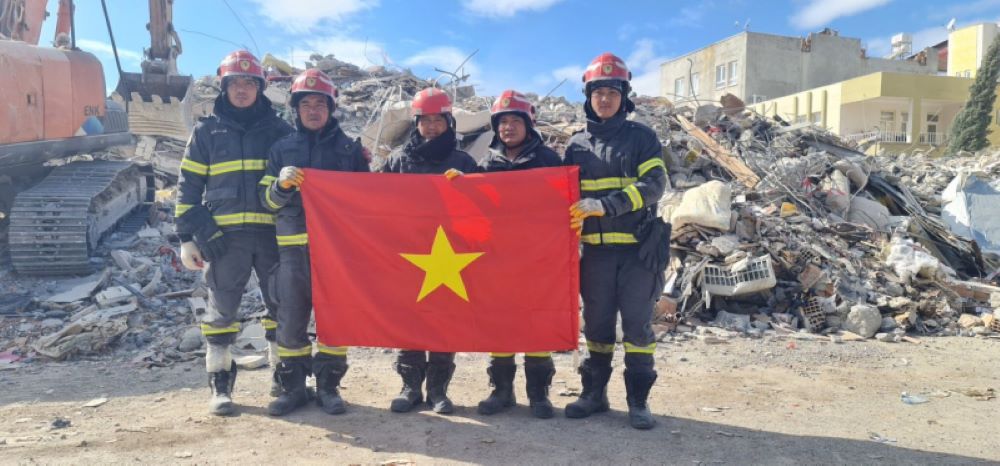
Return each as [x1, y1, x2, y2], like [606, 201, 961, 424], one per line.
[0, 335, 998, 465]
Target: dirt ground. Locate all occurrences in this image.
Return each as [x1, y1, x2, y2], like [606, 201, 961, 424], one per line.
[0, 335, 998, 465]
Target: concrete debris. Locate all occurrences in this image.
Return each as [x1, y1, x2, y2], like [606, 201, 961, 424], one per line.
[82, 397, 109, 408]
[4, 51, 1000, 377]
[42, 271, 110, 304]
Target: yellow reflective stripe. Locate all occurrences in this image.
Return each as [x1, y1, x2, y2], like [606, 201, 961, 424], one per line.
[276, 233, 308, 247]
[490, 353, 515, 358]
[175, 203, 193, 217]
[213, 212, 275, 226]
[638, 158, 666, 177]
[587, 341, 615, 354]
[316, 344, 348, 356]
[200, 322, 241, 336]
[580, 177, 637, 191]
[524, 352, 552, 358]
[260, 318, 277, 330]
[209, 231, 224, 240]
[259, 175, 277, 186]
[278, 345, 312, 358]
[265, 188, 281, 210]
[624, 342, 657, 354]
[623, 184, 643, 211]
[207, 159, 267, 176]
[181, 158, 209, 175]
[580, 232, 638, 245]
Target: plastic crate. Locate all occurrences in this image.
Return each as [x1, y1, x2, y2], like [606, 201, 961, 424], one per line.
[702, 255, 776, 297]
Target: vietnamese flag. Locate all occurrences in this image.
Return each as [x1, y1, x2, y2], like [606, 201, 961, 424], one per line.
[300, 166, 580, 353]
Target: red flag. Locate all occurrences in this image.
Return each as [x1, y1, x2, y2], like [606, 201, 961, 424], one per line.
[300, 166, 580, 353]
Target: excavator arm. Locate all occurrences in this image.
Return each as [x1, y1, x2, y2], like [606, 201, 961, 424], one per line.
[143, 0, 181, 75]
[111, 0, 193, 141]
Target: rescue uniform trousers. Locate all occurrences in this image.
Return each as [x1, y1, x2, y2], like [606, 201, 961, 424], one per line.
[201, 230, 278, 346]
[274, 245, 348, 365]
[580, 244, 658, 370]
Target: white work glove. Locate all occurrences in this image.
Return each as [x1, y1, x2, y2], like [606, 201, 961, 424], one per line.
[569, 198, 606, 234]
[278, 166, 305, 190]
[180, 241, 205, 270]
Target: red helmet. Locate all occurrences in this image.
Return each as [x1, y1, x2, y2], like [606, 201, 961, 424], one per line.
[218, 50, 266, 87]
[291, 69, 337, 108]
[490, 90, 535, 132]
[491, 90, 535, 121]
[411, 88, 452, 117]
[582, 52, 631, 85]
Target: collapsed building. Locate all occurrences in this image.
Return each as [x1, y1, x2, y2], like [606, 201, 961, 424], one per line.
[3, 54, 1000, 369]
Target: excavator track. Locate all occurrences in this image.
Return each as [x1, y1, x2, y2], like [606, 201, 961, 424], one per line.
[8, 161, 147, 276]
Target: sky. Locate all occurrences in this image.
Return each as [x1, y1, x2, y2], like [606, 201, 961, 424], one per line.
[40, 0, 1000, 101]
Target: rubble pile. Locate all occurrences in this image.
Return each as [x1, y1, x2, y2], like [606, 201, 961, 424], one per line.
[644, 100, 1000, 342]
[6, 54, 1000, 371]
[0, 215, 270, 370]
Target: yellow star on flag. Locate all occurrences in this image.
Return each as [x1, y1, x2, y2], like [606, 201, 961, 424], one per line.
[400, 226, 484, 302]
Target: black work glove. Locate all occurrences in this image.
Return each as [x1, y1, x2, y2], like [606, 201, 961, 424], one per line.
[199, 231, 228, 263]
[177, 205, 227, 262]
[636, 212, 672, 274]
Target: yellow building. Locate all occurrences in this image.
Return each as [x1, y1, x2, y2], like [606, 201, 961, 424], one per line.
[743, 22, 1000, 154]
[948, 23, 998, 79]
[753, 71, 1000, 154]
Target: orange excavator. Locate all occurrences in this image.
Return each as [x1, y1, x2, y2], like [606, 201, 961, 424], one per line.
[0, 0, 189, 275]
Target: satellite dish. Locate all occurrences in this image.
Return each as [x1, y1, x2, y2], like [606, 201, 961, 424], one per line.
[946, 18, 957, 31]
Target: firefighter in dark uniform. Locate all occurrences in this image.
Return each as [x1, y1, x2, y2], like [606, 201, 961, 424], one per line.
[563, 53, 668, 430]
[377, 88, 478, 415]
[474, 90, 563, 419]
[260, 69, 370, 416]
[176, 50, 293, 416]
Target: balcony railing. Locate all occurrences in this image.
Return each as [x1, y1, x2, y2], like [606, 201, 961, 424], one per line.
[919, 132, 948, 145]
[842, 130, 910, 144]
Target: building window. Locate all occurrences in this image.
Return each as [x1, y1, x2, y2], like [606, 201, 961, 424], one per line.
[691, 72, 700, 97]
[728, 61, 739, 86]
[926, 113, 939, 144]
[751, 95, 767, 104]
[880, 111, 895, 130]
[811, 112, 822, 125]
[674, 78, 685, 98]
[715, 64, 726, 89]
[795, 115, 807, 124]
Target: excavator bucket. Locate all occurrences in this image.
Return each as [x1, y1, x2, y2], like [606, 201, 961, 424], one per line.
[112, 71, 194, 142]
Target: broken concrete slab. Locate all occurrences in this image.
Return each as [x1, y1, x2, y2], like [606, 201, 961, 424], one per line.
[178, 327, 203, 352]
[843, 304, 881, 338]
[234, 354, 268, 370]
[110, 250, 134, 270]
[94, 286, 137, 308]
[43, 271, 110, 304]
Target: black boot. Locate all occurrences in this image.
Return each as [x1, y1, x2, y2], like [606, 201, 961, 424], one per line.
[425, 362, 456, 414]
[565, 359, 612, 419]
[624, 369, 657, 429]
[315, 359, 348, 415]
[208, 361, 238, 416]
[524, 359, 556, 419]
[390, 363, 425, 413]
[477, 361, 516, 415]
[268, 360, 311, 416]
